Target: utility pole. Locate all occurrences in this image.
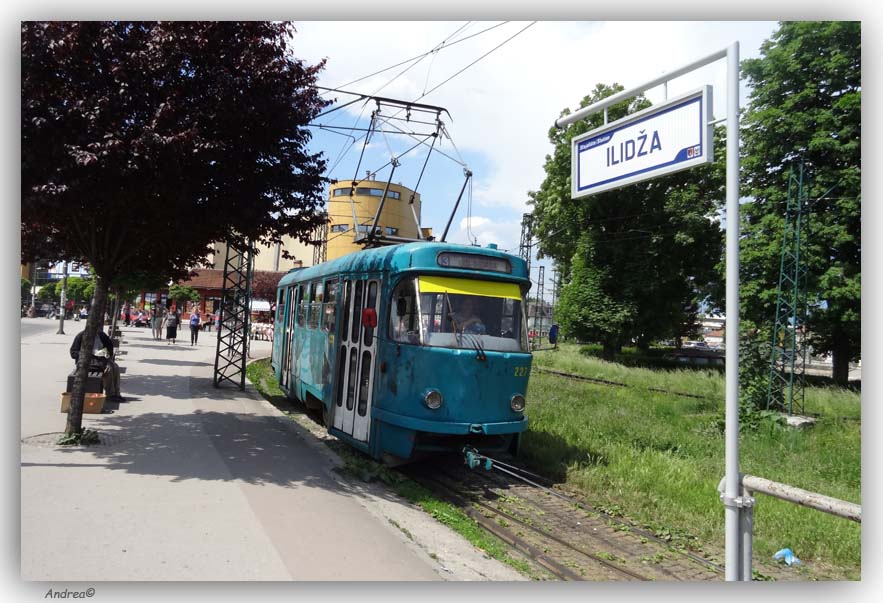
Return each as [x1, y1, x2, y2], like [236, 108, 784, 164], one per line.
[766, 161, 810, 416]
[519, 213, 533, 274]
[536, 264, 545, 336]
[56, 261, 69, 335]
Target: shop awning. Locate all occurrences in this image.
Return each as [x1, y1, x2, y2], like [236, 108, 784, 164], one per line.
[250, 299, 271, 312]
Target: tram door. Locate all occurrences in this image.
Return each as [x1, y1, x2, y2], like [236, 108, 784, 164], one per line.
[280, 286, 295, 389]
[333, 278, 379, 442]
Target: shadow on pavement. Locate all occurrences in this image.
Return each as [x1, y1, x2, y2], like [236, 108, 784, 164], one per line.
[45, 409, 340, 491]
[139, 358, 214, 367]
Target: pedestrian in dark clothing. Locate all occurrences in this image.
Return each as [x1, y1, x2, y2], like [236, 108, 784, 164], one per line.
[123, 303, 131, 327]
[164, 309, 180, 344]
[70, 329, 123, 401]
[189, 310, 201, 345]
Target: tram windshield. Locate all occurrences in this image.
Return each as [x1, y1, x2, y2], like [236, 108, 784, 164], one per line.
[389, 276, 528, 352]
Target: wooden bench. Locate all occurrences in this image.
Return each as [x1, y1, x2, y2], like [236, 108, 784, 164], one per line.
[67, 366, 104, 394]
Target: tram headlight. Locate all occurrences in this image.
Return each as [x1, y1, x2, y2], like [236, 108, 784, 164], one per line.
[510, 394, 526, 413]
[424, 390, 444, 410]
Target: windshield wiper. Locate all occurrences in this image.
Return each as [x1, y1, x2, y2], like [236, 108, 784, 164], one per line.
[466, 333, 487, 361]
[443, 292, 463, 348]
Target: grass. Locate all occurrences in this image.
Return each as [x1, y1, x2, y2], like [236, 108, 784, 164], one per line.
[524, 343, 861, 579]
[244, 357, 539, 579]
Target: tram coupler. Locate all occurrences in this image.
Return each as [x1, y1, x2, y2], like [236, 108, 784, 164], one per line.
[463, 446, 493, 471]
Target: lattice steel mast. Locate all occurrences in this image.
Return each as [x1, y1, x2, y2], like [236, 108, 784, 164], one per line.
[766, 163, 810, 415]
[214, 241, 254, 390]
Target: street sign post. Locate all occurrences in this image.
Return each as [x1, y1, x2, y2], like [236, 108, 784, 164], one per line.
[571, 87, 713, 198]
[556, 43, 745, 580]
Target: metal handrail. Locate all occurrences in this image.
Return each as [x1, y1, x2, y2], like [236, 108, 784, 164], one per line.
[718, 474, 860, 580]
[742, 475, 861, 523]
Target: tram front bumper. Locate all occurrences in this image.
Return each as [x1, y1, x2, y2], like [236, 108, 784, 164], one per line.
[372, 407, 527, 435]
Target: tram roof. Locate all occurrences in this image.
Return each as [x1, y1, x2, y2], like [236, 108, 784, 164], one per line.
[278, 242, 530, 289]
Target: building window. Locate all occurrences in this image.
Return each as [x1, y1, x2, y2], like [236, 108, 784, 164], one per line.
[332, 188, 352, 197]
[331, 224, 350, 233]
[385, 227, 399, 236]
[355, 224, 381, 235]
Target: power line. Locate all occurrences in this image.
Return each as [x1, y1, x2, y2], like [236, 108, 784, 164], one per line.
[415, 22, 537, 103]
[319, 21, 508, 94]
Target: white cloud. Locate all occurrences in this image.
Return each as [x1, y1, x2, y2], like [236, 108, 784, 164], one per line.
[447, 215, 522, 253]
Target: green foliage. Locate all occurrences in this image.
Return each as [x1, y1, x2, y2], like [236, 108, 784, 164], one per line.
[168, 284, 200, 305]
[65, 277, 94, 304]
[527, 343, 861, 577]
[57, 428, 100, 446]
[738, 21, 861, 383]
[530, 83, 724, 353]
[21, 277, 32, 301]
[37, 280, 57, 302]
[556, 237, 634, 354]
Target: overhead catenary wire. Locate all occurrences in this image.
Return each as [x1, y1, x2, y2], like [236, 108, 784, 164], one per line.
[313, 22, 539, 248]
[318, 21, 508, 95]
[319, 21, 537, 178]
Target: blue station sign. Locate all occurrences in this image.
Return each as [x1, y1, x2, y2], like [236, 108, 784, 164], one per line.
[571, 87, 713, 198]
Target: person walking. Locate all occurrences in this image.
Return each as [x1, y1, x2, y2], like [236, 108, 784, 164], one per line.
[164, 307, 180, 345]
[123, 303, 131, 327]
[151, 305, 163, 340]
[189, 310, 201, 345]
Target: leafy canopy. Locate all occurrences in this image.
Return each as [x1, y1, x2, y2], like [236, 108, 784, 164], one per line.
[21, 21, 329, 284]
[737, 21, 860, 382]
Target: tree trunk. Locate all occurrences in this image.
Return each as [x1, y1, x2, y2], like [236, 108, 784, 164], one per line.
[110, 289, 120, 336]
[831, 329, 852, 386]
[602, 339, 616, 361]
[65, 275, 109, 435]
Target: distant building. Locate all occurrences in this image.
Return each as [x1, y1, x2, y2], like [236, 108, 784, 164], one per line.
[699, 314, 725, 346]
[325, 180, 430, 261]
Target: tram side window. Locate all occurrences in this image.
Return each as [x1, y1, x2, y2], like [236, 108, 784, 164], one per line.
[389, 278, 419, 344]
[323, 279, 339, 333]
[363, 281, 378, 347]
[309, 281, 323, 329]
[340, 281, 351, 342]
[350, 281, 364, 343]
[296, 284, 307, 327]
[275, 288, 285, 323]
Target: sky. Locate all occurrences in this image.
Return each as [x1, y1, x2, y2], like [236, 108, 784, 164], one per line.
[290, 21, 779, 297]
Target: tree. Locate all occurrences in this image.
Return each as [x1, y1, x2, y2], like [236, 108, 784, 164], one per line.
[22, 22, 329, 435]
[530, 84, 725, 358]
[64, 277, 93, 305]
[21, 278, 32, 303]
[37, 280, 57, 302]
[168, 284, 200, 308]
[738, 21, 860, 385]
[251, 271, 285, 302]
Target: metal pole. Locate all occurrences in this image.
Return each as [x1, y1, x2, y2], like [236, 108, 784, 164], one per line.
[440, 170, 473, 242]
[369, 159, 399, 241]
[555, 46, 728, 129]
[740, 483, 755, 581]
[723, 40, 742, 581]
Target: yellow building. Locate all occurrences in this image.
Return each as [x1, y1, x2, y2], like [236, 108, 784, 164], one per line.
[209, 180, 431, 271]
[326, 180, 431, 261]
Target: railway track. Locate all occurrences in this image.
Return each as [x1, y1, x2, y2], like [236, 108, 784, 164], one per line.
[402, 455, 724, 581]
[533, 366, 717, 401]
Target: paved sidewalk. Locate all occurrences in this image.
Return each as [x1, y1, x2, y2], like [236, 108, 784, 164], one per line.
[20, 319, 519, 581]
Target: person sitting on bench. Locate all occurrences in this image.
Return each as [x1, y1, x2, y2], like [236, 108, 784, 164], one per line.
[70, 329, 124, 402]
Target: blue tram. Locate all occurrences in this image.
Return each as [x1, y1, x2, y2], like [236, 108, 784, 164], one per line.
[270, 242, 532, 462]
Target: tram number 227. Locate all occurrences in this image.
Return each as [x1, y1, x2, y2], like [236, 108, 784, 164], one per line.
[513, 366, 530, 377]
